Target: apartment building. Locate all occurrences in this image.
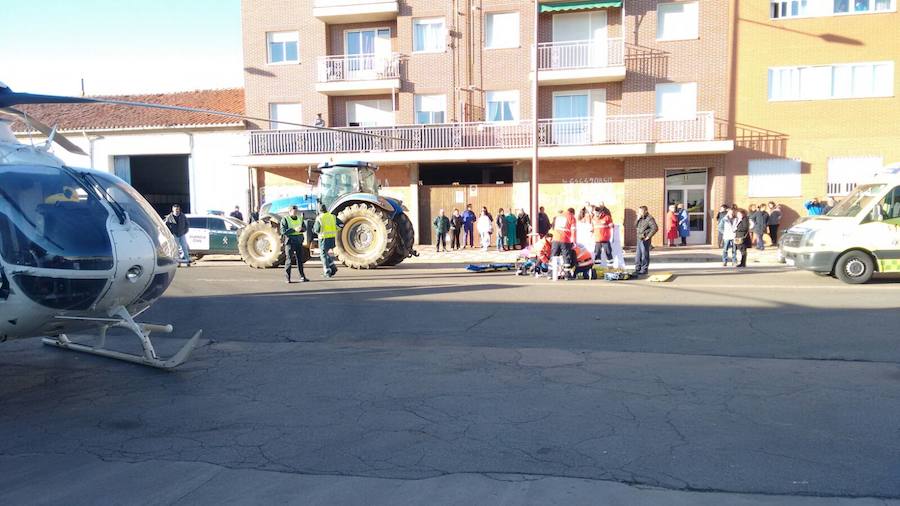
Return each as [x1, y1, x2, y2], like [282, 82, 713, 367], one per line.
[727, 0, 898, 225]
[241, 0, 734, 245]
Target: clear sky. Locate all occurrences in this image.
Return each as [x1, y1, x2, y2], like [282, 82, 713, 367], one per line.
[0, 0, 243, 96]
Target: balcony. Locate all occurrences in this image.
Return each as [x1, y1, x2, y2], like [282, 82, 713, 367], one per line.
[315, 53, 402, 95]
[312, 0, 399, 24]
[533, 38, 626, 85]
[246, 113, 733, 165]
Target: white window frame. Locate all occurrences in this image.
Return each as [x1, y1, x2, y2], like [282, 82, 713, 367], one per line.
[485, 90, 520, 122]
[345, 99, 394, 127]
[770, 0, 896, 19]
[485, 11, 520, 49]
[413, 17, 446, 53]
[748, 159, 802, 198]
[655, 82, 698, 120]
[768, 61, 895, 101]
[269, 103, 302, 130]
[827, 156, 884, 196]
[414, 94, 447, 124]
[656, 1, 700, 42]
[267, 31, 300, 65]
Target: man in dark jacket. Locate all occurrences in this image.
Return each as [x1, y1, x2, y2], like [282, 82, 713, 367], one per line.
[229, 206, 244, 221]
[516, 208, 531, 248]
[433, 209, 451, 252]
[734, 209, 751, 268]
[461, 204, 477, 248]
[750, 204, 769, 251]
[537, 206, 551, 237]
[633, 206, 658, 276]
[164, 204, 191, 266]
[767, 201, 782, 245]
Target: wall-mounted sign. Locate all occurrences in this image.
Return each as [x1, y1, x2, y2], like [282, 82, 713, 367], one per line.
[468, 185, 478, 197]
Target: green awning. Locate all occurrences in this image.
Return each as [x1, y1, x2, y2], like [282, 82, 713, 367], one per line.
[540, 1, 622, 13]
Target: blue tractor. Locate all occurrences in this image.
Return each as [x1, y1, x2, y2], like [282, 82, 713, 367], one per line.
[237, 161, 416, 269]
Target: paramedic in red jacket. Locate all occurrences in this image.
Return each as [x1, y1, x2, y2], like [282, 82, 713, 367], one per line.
[550, 208, 577, 267]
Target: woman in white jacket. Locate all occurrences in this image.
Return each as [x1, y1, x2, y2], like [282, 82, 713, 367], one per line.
[477, 210, 493, 251]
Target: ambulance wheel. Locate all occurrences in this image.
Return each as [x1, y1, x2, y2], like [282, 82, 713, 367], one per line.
[834, 251, 874, 284]
[238, 220, 285, 268]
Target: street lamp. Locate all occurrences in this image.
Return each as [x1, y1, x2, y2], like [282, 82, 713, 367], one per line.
[531, 0, 540, 240]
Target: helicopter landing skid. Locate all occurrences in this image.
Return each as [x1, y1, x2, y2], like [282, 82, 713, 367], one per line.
[42, 307, 202, 370]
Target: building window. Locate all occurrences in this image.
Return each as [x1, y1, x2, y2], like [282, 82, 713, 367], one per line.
[346, 99, 394, 127]
[771, 0, 894, 18]
[269, 103, 302, 130]
[748, 159, 802, 197]
[485, 12, 520, 49]
[413, 18, 445, 53]
[486, 90, 519, 122]
[655, 83, 698, 120]
[827, 156, 884, 196]
[267, 31, 299, 64]
[415, 95, 447, 124]
[769, 62, 894, 101]
[657, 2, 699, 41]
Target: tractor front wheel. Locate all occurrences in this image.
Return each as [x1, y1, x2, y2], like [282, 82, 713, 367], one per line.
[238, 220, 285, 268]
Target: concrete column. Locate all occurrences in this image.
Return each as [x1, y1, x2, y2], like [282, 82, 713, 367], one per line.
[408, 164, 420, 244]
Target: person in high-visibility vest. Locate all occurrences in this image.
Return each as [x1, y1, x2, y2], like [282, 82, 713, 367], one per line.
[279, 205, 309, 283]
[314, 204, 341, 278]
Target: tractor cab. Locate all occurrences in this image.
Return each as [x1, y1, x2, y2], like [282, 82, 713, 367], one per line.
[314, 161, 379, 209]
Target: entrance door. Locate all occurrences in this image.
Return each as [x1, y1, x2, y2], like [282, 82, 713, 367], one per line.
[345, 28, 391, 79]
[665, 169, 707, 245]
[418, 184, 513, 245]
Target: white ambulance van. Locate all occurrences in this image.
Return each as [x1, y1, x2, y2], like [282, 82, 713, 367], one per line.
[780, 164, 900, 284]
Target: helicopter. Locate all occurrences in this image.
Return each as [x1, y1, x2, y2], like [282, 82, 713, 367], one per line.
[0, 82, 404, 369]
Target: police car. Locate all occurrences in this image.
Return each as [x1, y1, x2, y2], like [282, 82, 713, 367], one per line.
[184, 214, 246, 260]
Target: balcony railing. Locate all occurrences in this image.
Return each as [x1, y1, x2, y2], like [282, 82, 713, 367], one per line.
[537, 38, 625, 70]
[249, 113, 715, 156]
[317, 53, 401, 82]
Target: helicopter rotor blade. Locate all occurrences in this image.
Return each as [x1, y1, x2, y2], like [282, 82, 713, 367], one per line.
[0, 106, 88, 156]
[0, 86, 409, 142]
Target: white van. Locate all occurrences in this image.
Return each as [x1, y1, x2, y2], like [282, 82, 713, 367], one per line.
[780, 165, 900, 284]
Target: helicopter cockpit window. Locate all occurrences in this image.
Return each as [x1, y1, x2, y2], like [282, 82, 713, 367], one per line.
[0, 165, 113, 270]
[85, 171, 180, 266]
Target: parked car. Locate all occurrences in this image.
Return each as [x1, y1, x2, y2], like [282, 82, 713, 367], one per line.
[184, 214, 246, 260]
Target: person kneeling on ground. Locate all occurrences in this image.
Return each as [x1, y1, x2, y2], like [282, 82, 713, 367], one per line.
[572, 245, 596, 280]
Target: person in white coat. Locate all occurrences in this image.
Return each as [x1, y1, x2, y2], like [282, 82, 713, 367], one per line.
[477, 210, 493, 251]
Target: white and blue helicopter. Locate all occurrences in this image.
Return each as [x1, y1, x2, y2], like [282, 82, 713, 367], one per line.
[0, 82, 398, 369]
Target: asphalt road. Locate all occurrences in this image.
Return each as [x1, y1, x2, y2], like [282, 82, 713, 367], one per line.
[2, 261, 899, 504]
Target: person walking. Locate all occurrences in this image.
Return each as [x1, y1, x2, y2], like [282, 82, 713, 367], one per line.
[164, 204, 191, 267]
[721, 208, 737, 266]
[505, 209, 518, 250]
[592, 205, 613, 266]
[280, 205, 309, 283]
[665, 204, 678, 247]
[229, 205, 244, 221]
[537, 206, 551, 238]
[751, 203, 769, 250]
[449, 208, 463, 250]
[314, 204, 339, 278]
[477, 209, 493, 251]
[551, 208, 577, 269]
[495, 208, 508, 251]
[462, 204, 477, 248]
[715, 204, 728, 248]
[634, 206, 658, 276]
[734, 209, 750, 268]
[677, 203, 690, 246]
[767, 201, 782, 245]
[516, 208, 531, 249]
[433, 209, 450, 252]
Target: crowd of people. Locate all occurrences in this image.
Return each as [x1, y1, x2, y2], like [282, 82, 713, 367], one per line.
[714, 201, 783, 267]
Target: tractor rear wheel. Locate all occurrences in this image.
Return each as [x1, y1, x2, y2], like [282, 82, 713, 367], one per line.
[381, 213, 416, 266]
[335, 203, 397, 269]
[238, 220, 285, 268]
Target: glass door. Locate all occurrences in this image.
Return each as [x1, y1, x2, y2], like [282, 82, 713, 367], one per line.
[552, 92, 590, 145]
[665, 170, 707, 245]
[346, 28, 391, 79]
